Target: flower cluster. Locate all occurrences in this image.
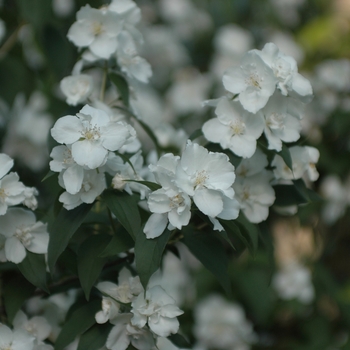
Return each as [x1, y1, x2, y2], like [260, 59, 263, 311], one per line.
[95, 267, 184, 350]
[144, 141, 240, 238]
[50, 104, 138, 209]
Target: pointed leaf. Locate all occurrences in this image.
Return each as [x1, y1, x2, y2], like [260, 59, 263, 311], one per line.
[99, 230, 134, 258]
[48, 203, 93, 272]
[135, 228, 172, 289]
[168, 334, 191, 349]
[17, 251, 48, 292]
[125, 180, 161, 192]
[236, 214, 259, 254]
[77, 234, 111, 300]
[101, 190, 140, 240]
[55, 299, 101, 350]
[273, 184, 308, 206]
[77, 323, 113, 350]
[278, 144, 293, 171]
[41, 170, 56, 182]
[181, 227, 231, 295]
[3, 275, 36, 324]
[109, 72, 129, 107]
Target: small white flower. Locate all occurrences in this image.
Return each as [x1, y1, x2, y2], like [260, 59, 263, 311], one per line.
[0, 324, 35, 350]
[0, 208, 49, 264]
[51, 104, 136, 169]
[202, 96, 265, 158]
[67, 5, 123, 59]
[272, 261, 315, 304]
[131, 285, 184, 337]
[95, 297, 120, 324]
[60, 74, 94, 106]
[23, 186, 39, 211]
[223, 50, 277, 113]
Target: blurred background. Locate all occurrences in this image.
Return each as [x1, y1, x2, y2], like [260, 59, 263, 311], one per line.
[1, 0, 350, 349]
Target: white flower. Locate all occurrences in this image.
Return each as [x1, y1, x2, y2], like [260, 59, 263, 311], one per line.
[131, 285, 183, 337]
[97, 267, 143, 305]
[194, 295, 256, 350]
[51, 104, 136, 169]
[272, 261, 315, 304]
[13, 310, 51, 342]
[258, 43, 312, 99]
[222, 50, 277, 113]
[67, 5, 123, 59]
[106, 313, 155, 350]
[202, 96, 265, 158]
[0, 172, 26, 216]
[95, 297, 120, 324]
[235, 148, 268, 178]
[0, 324, 35, 350]
[0, 208, 49, 264]
[261, 93, 302, 151]
[233, 171, 275, 223]
[272, 145, 320, 181]
[58, 170, 106, 210]
[60, 74, 94, 106]
[23, 187, 39, 211]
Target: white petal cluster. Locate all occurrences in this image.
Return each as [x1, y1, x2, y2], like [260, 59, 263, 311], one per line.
[272, 261, 315, 304]
[0, 208, 49, 264]
[203, 42, 313, 158]
[94, 268, 184, 350]
[194, 295, 256, 350]
[0, 153, 39, 215]
[67, 1, 152, 83]
[144, 142, 240, 238]
[50, 104, 137, 209]
[60, 74, 94, 106]
[234, 149, 275, 223]
[0, 324, 35, 350]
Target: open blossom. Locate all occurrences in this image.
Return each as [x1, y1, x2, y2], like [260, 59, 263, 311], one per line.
[0, 324, 35, 350]
[51, 104, 136, 169]
[272, 145, 320, 181]
[131, 285, 184, 337]
[0, 208, 49, 264]
[60, 74, 94, 106]
[202, 96, 264, 158]
[67, 5, 123, 59]
[223, 50, 277, 113]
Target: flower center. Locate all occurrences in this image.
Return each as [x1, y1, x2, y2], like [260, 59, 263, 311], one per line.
[14, 227, 33, 247]
[245, 69, 262, 89]
[170, 194, 185, 209]
[242, 188, 250, 201]
[0, 188, 7, 202]
[194, 170, 208, 188]
[266, 112, 285, 130]
[230, 120, 246, 136]
[0, 344, 13, 350]
[92, 21, 104, 36]
[63, 148, 74, 165]
[81, 125, 101, 141]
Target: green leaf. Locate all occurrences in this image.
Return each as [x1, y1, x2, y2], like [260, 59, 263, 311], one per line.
[17, 251, 48, 292]
[77, 323, 113, 350]
[168, 334, 191, 349]
[102, 190, 141, 240]
[135, 118, 162, 157]
[41, 170, 56, 182]
[99, 230, 134, 258]
[182, 228, 231, 295]
[55, 299, 101, 350]
[16, 0, 52, 29]
[135, 229, 172, 289]
[278, 144, 293, 171]
[109, 72, 129, 107]
[48, 204, 93, 273]
[3, 275, 36, 324]
[273, 183, 309, 206]
[77, 234, 111, 300]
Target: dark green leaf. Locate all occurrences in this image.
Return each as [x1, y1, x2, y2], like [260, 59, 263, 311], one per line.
[55, 300, 101, 350]
[17, 251, 48, 292]
[99, 230, 134, 258]
[273, 184, 309, 206]
[48, 204, 93, 273]
[41, 170, 56, 182]
[102, 190, 141, 240]
[168, 334, 191, 349]
[278, 144, 293, 171]
[3, 275, 36, 324]
[17, 0, 52, 28]
[135, 229, 172, 289]
[77, 234, 111, 300]
[77, 323, 113, 350]
[182, 228, 231, 295]
[236, 214, 259, 254]
[109, 72, 129, 107]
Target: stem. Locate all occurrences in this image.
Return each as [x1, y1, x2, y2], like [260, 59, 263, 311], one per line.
[0, 22, 25, 60]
